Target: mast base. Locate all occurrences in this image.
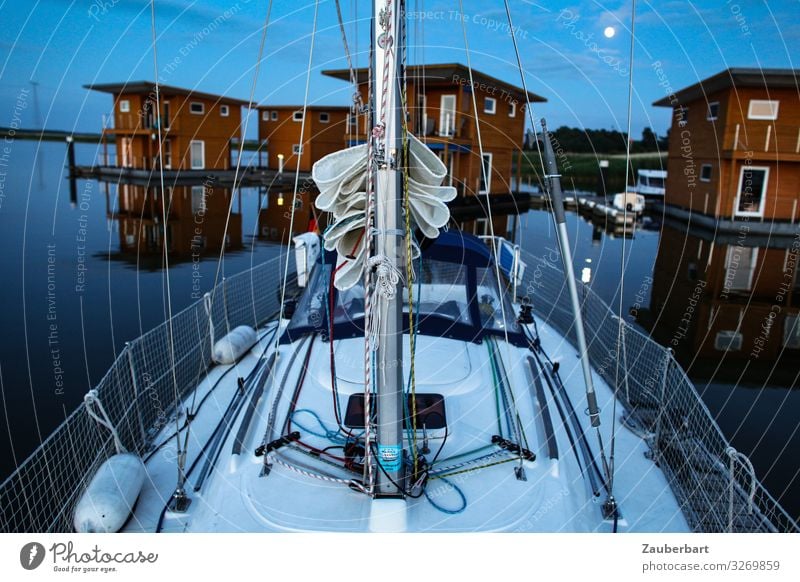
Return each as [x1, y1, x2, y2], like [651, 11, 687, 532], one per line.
[368, 498, 407, 533]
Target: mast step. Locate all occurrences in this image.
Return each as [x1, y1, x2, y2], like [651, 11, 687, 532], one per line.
[368, 499, 408, 533]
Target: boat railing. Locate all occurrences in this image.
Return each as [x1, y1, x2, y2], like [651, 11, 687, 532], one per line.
[0, 254, 293, 533]
[518, 248, 799, 533]
[2, 246, 796, 532]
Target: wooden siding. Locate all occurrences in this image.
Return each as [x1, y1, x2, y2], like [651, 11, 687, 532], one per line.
[664, 85, 800, 220]
[258, 108, 350, 172]
[109, 92, 242, 170]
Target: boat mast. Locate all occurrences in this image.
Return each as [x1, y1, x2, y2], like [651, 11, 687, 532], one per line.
[371, 0, 406, 498]
[540, 119, 602, 429]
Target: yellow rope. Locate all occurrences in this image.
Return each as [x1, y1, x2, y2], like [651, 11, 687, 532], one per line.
[430, 457, 518, 480]
[399, 36, 418, 477]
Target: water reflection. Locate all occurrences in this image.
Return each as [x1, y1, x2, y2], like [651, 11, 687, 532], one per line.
[256, 188, 316, 242]
[637, 221, 800, 387]
[106, 182, 243, 267]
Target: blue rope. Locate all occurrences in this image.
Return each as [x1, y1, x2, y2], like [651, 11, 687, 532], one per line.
[424, 476, 467, 515]
[290, 409, 362, 444]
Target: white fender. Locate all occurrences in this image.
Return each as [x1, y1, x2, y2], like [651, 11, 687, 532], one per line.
[212, 325, 257, 364]
[73, 453, 145, 533]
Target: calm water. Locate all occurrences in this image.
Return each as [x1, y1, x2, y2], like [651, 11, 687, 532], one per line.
[0, 141, 797, 521]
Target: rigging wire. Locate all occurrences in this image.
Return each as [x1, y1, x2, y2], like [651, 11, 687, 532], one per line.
[608, 0, 638, 526]
[397, 0, 420, 479]
[334, 0, 362, 112]
[148, 0, 185, 494]
[361, 1, 377, 494]
[457, 0, 526, 470]
[500, 0, 623, 521]
[276, 0, 319, 343]
[204, 0, 274, 337]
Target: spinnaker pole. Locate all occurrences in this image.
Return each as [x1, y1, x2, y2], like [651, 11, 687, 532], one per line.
[540, 119, 602, 428]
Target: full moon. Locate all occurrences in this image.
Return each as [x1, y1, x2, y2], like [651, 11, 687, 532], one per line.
[603, 26, 616, 38]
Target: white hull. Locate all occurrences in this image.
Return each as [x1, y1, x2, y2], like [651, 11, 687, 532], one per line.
[123, 315, 687, 533]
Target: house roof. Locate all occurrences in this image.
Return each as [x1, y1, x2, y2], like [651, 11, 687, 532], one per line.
[84, 81, 250, 106]
[653, 68, 799, 107]
[322, 63, 546, 103]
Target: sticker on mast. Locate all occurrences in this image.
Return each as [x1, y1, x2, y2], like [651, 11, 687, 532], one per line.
[378, 445, 402, 472]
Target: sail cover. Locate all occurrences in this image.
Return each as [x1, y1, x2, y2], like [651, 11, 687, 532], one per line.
[313, 133, 456, 290]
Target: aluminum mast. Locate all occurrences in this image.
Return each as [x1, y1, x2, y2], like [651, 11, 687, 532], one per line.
[371, 0, 406, 498]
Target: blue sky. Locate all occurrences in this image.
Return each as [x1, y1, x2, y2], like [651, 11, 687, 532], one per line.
[0, 0, 797, 139]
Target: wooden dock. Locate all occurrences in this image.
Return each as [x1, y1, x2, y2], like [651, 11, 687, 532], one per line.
[577, 196, 635, 226]
[71, 164, 310, 188]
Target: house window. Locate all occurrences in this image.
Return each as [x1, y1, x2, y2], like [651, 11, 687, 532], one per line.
[319, 112, 330, 123]
[747, 100, 779, 120]
[119, 99, 130, 112]
[261, 110, 269, 121]
[293, 144, 303, 154]
[220, 104, 230, 117]
[735, 165, 769, 216]
[474, 218, 489, 237]
[271, 111, 278, 121]
[293, 111, 303, 122]
[700, 164, 712, 182]
[416, 94, 428, 135]
[784, 313, 800, 349]
[162, 139, 172, 169]
[706, 101, 719, 121]
[484, 97, 497, 115]
[190, 140, 205, 169]
[714, 331, 743, 352]
[479, 153, 493, 194]
[119, 137, 132, 167]
[508, 102, 516, 117]
[724, 245, 758, 291]
[162, 102, 170, 129]
[439, 95, 456, 136]
[190, 102, 204, 115]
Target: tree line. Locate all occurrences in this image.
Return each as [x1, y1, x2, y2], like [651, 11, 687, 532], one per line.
[527, 126, 669, 154]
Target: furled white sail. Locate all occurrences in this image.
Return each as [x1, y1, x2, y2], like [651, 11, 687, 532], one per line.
[313, 134, 456, 289]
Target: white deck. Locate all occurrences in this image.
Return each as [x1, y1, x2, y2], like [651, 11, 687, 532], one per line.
[123, 314, 689, 533]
